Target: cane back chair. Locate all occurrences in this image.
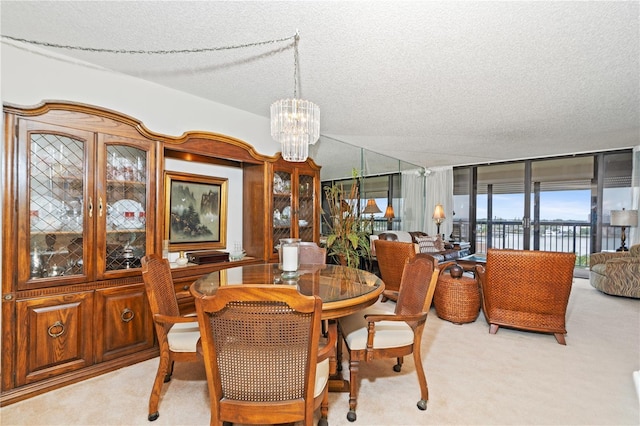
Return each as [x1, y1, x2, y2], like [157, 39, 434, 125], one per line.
[337, 254, 440, 422]
[141, 254, 201, 422]
[299, 242, 328, 265]
[193, 284, 331, 426]
[373, 239, 417, 302]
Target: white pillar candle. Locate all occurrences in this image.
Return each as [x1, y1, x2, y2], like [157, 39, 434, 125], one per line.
[282, 245, 299, 271]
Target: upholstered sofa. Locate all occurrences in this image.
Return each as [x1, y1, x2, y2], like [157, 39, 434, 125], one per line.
[589, 244, 640, 298]
[376, 230, 466, 261]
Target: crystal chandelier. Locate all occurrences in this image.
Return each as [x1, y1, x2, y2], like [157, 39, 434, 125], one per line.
[271, 32, 320, 162]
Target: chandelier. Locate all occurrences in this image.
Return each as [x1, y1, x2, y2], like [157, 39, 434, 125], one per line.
[270, 32, 320, 162]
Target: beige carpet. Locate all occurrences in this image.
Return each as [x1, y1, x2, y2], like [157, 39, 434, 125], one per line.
[1, 278, 639, 425]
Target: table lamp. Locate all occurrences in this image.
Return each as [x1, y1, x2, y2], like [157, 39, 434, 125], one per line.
[433, 204, 446, 236]
[362, 199, 381, 234]
[610, 208, 638, 252]
[384, 205, 395, 229]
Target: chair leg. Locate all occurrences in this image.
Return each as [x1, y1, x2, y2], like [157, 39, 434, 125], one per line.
[393, 356, 403, 372]
[164, 360, 175, 382]
[347, 358, 359, 422]
[148, 351, 171, 421]
[318, 387, 329, 426]
[412, 346, 428, 411]
[489, 324, 499, 334]
[336, 326, 343, 372]
[554, 333, 567, 345]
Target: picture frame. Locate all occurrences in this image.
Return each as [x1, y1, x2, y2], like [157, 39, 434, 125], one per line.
[164, 171, 228, 251]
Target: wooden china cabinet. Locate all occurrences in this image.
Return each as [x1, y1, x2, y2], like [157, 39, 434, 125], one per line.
[2, 103, 158, 404]
[2, 101, 322, 405]
[244, 155, 321, 263]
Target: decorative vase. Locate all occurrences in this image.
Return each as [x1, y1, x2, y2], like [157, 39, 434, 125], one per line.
[176, 251, 189, 266]
[450, 264, 464, 279]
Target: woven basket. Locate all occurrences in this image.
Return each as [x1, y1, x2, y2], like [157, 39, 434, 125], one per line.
[434, 272, 480, 324]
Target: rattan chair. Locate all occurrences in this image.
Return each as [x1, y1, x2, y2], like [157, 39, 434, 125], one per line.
[141, 255, 201, 422]
[374, 239, 417, 302]
[337, 254, 440, 422]
[299, 242, 328, 264]
[475, 249, 576, 345]
[193, 285, 331, 426]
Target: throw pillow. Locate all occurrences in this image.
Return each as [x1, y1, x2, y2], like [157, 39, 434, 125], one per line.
[416, 236, 441, 253]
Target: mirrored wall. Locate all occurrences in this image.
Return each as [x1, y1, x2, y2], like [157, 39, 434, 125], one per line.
[311, 136, 423, 234]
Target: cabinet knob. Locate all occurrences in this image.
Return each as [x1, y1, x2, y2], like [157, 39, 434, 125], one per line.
[47, 321, 65, 338]
[120, 308, 135, 323]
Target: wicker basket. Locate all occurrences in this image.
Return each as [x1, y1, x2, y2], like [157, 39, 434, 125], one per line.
[434, 272, 480, 324]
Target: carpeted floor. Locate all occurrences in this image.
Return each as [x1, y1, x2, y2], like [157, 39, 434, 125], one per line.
[1, 278, 638, 425]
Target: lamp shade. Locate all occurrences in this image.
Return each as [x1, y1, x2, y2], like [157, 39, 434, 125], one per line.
[610, 209, 638, 227]
[384, 205, 395, 219]
[433, 204, 446, 222]
[362, 199, 382, 215]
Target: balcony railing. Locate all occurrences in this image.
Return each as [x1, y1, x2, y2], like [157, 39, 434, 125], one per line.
[468, 220, 625, 268]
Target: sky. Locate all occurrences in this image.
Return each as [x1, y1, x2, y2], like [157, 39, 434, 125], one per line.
[470, 188, 633, 222]
[364, 188, 633, 223]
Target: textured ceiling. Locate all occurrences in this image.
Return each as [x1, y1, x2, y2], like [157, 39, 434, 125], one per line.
[1, 1, 638, 168]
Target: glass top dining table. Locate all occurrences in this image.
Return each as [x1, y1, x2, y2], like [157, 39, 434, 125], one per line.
[190, 263, 385, 320]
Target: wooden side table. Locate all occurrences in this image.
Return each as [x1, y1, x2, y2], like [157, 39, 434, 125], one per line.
[434, 271, 480, 324]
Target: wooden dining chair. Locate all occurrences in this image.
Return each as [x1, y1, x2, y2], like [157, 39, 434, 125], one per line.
[374, 239, 417, 302]
[299, 242, 328, 264]
[193, 284, 331, 426]
[337, 254, 440, 422]
[141, 254, 201, 422]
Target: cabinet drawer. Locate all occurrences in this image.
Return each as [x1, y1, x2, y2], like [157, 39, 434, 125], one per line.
[94, 284, 154, 362]
[16, 292, 94, 386]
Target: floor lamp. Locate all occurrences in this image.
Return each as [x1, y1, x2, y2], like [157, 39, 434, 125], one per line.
[433, 204, 446, 238]
[610, 208, 638, 252]
[362, 199, 381, 235]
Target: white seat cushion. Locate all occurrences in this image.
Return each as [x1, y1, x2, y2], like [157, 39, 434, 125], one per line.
[340, 305, 414, 350]
[314, 358, 330, 398]
[167, 321, 200, 352]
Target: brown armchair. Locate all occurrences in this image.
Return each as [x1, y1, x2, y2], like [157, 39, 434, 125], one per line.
[337, 254, 441, 422]
[373, 239, 417, 302]
[589, 244, 640, 298]
[475, 249, 576, 345]
[141, 255, 201, 422]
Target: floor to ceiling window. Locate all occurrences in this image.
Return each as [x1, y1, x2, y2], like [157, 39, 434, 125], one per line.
[453, 149, 633, 271]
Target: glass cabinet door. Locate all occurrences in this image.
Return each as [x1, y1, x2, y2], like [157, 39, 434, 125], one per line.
[24, 124, 93, 285]
[272, 169, 293, 254]
[297, 172, 315, 242]
[99, 136, 153, 275]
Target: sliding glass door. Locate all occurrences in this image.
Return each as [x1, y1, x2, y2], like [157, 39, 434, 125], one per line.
[473, 156, 594, 262]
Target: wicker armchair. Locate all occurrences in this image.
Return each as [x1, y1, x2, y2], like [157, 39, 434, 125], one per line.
[337, 254, 441, 422]
[141, 255, 201, 422]
[193, 285, 330, 426]
[589, 244, 640, 298]
[475, 249, 576, 345]
[374, 239, 417, 302]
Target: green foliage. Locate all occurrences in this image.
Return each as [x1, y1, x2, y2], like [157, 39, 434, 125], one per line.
[323, 172, 371, 269]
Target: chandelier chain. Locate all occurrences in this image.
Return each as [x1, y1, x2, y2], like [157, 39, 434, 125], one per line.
[1, 33, 296, 55]
[293, 31, 299, 99]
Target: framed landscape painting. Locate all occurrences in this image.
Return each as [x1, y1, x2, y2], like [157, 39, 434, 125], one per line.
[164, 171, 228, 251]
